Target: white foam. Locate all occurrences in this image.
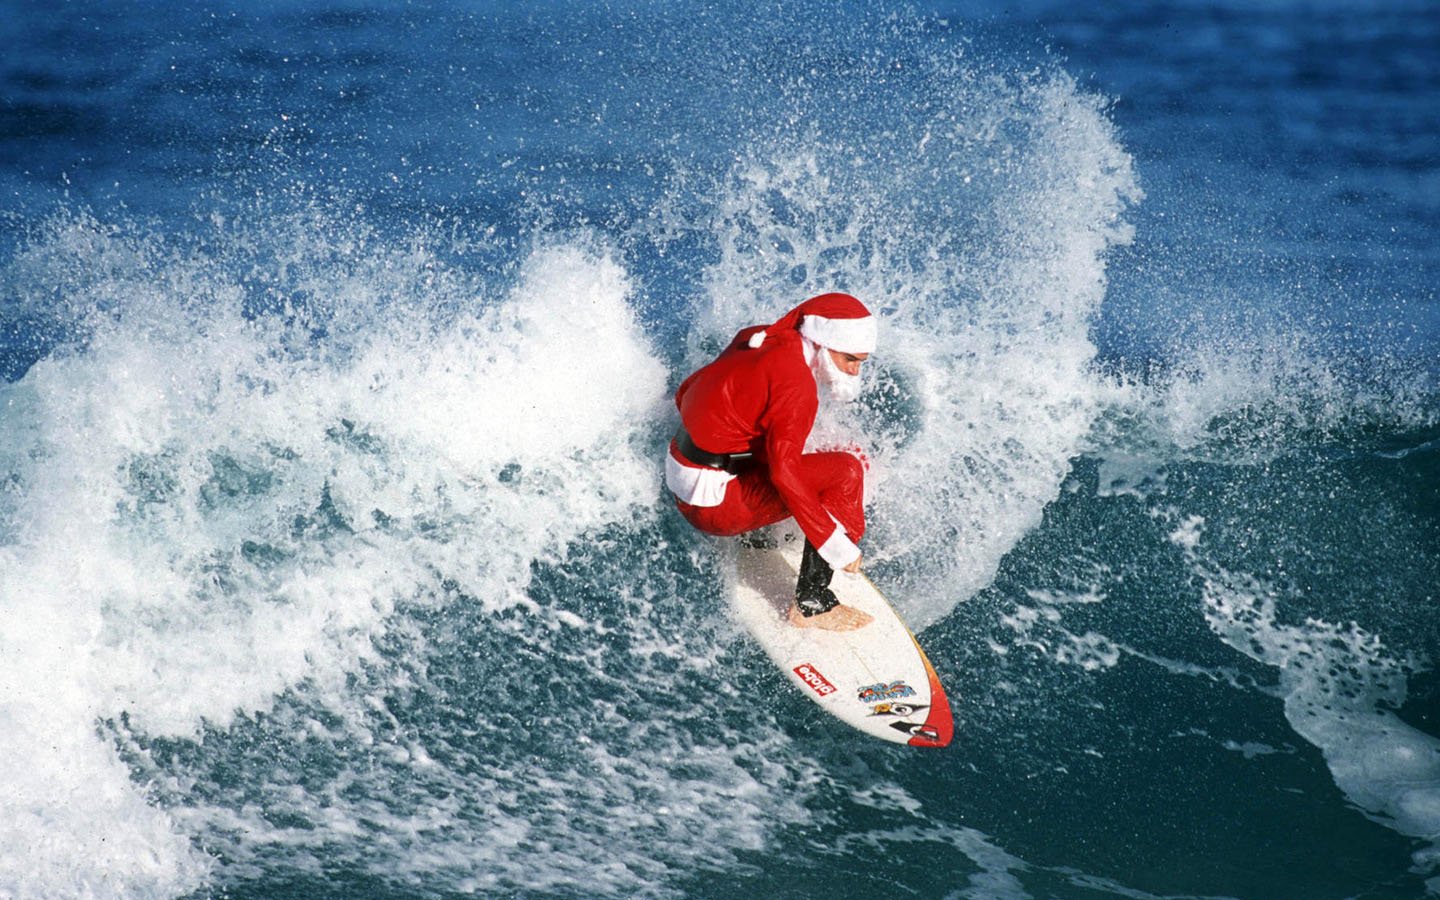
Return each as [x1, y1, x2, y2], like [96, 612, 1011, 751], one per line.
[1001, 587, 1123, 672]
[1172, 520, 1440, 863]
[1101, 330, 1440, 463]
[1220, 739, 1282, 759]
[836, 802, 1225, 899]
[835, 820, 1032, 900]
[145, 580, 824, 898]
[0, 217, 672, 896]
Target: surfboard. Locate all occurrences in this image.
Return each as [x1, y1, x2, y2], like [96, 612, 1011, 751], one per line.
[731, 532, 954, 747]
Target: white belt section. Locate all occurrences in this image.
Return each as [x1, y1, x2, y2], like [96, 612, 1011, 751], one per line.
[665, 449, 735, 507]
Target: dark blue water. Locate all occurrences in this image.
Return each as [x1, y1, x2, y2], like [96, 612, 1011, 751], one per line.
[2, 2, 1437, 897]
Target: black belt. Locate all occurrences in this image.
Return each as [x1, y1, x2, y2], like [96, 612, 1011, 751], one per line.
[674, 427, 755, 475]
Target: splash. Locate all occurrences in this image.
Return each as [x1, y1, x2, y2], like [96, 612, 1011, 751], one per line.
[679, 54, 1141, 628]
[0, 210, 670, 896]
[1091, 328, 1440, 464]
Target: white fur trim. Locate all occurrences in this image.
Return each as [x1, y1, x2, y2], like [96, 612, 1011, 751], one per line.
[816, 521, 861, 569]
[747, 330, 767, 349]
[665, 450, 735, 507]
[799, 314, 876, 354]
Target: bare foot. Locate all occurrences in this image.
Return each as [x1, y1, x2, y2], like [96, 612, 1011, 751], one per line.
[788, 602, 874, 631]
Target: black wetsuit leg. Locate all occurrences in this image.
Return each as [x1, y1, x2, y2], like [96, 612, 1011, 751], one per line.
[794, 540, 840, 616]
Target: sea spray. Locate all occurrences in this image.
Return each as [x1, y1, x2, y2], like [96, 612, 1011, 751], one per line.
[0, 212, 671, 896]
[684, 66, 1140, 628]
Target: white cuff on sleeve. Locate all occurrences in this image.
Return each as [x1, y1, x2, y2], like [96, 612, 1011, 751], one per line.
[817, 522, 861, 570]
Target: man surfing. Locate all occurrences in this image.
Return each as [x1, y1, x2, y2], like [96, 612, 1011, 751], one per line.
[666, 293, 877, 632]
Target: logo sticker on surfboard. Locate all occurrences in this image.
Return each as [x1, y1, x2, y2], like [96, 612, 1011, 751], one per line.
[893, 722, 943, 742]
[857, 681, 916, 703]
[793, 664, 837, 697]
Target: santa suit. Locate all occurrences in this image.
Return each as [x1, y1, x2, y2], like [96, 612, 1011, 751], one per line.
[665, 294, 874, 569]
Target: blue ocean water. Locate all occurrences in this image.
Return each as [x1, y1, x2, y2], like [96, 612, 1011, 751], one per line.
[1, 1, 1437, 897]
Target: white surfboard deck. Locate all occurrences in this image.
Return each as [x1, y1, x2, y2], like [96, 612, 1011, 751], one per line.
[730, 532, 953, 747]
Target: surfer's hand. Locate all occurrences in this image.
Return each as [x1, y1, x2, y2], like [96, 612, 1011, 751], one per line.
[843, 555, 862, 574]
[789, 602, 874, 632]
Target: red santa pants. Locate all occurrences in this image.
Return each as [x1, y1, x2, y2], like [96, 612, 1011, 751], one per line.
[673, 450, 866, 544]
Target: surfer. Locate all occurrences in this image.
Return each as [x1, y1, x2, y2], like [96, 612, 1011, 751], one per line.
[666, 292, 877, 632]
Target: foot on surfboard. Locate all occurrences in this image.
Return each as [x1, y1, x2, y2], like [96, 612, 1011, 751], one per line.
[788, 600, 874, 631]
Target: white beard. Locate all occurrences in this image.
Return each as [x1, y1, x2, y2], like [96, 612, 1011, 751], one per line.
[811, 345, 863, 403]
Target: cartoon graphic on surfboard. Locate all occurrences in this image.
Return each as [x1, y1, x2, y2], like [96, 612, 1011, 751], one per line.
[731, 530, 954, 747]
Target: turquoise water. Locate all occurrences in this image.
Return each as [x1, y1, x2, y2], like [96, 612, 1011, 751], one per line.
[1, 2, 1436, 897]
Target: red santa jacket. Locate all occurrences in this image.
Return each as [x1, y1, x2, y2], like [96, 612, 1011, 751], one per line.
[671, 324, 852, 557]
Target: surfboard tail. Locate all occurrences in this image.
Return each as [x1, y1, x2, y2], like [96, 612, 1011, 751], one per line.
[907, 645, 954, 748]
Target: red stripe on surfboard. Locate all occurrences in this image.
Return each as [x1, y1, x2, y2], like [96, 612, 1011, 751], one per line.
[907, 645, 954, 748]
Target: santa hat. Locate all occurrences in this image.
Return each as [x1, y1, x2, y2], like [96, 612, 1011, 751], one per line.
[747, 292, 877, 354]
